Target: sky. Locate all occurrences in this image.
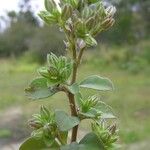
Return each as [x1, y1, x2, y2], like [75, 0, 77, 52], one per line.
[0, 0, 44, 17]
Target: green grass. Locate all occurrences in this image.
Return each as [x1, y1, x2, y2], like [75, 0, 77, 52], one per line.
[0, 55, 150, 145]
[0, 129, 12, 138]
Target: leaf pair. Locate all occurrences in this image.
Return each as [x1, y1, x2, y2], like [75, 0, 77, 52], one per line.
[20, 133, 104, 150]
[67, 75, 115, 120]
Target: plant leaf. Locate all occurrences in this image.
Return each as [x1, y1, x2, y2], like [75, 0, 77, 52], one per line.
[95, 101, 116, 119]
[55, 111, 80, 131]
[79, 108, 98, 119]
[79, 75, 114, 91]
[80, 101, 116, 120]
[60, 142, 79, 150]
[79, 132, 105, 150]
[61, 133, 105, 150]
[25, 78, 57, 100]
[67, 83, 79, 94]
[19, 137, 58, 150]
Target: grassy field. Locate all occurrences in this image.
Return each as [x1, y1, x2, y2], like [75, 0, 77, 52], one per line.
[0, 52, 150, 147]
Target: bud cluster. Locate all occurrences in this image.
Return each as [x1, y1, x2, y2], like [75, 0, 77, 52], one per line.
[78, 95, 102, 119]
[38, 53, 72, 86]
[80, 95, 99, 113]
[39, 0, 116, 47]
[29, 106, 68, 146]
[92, 122, 119, 149]
[28, 106, 57, 145]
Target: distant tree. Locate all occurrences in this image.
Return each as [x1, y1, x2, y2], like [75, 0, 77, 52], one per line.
[100, 0, 149, 44]
[18, 0, 39, 26]
[0, 0, 39, 57]
[28, 25, 65, 63]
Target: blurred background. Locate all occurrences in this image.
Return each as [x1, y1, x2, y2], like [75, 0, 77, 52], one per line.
[0, 0, 149, 149]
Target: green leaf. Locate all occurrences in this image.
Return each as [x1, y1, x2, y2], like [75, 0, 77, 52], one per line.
[60, 142, 79, 150]
[79, 133, 105, 150]
[80, 101, 116, 120]
[61, 133, 105, 150]
[95, 101, 116, 119]
[19, 137, 58, 150]
[79, 108, 99, 119]
[67, 83, 79, 94]
[101, 113, 116, 119]
[25, 78, 57, 100]
[55, 111, 80, 131]
[79, 75, 114, 91]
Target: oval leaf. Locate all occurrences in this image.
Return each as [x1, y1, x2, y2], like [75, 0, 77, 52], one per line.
[61, 133, 105, 150]
[95, 101, 116, 119]
[67, 83, 79, 94]
[55, 111, 80, 131]
[60, 142, 79, 150]
[79, 75, 114, 91]
[25, 78, 57, 100]
[19, 137, 58, 150]
[79, 133, 105, 150]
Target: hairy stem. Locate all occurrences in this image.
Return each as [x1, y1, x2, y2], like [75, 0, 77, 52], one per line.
[67, 92, 78, 142]
[63, 24, 85, 142]
[69, 45, 86, 142]
[70, 41, 79, 142]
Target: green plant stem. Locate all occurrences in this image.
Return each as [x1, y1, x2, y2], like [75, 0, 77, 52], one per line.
[62, 24, 86, 142]
[69, 45, 86, 142]
[69, 40, 79, 142]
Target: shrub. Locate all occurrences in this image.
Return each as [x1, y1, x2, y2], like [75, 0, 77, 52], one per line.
[20, 0, 119, 149]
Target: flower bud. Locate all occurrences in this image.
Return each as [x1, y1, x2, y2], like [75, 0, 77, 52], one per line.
[48, 67, 59, 77]
[47, 53, 58, 67]
[38, 11, 57, 25]
[64, 0, 79, 8]
[78, 0, 86, 11]
[103, 18, 115, 30]
[86, 17, 96, 30]
[76, 39, 86, 50]
[38, 67, 50, 78]
[81, 6, 93, 19]
[108, 124, 117, 135]
[70, 0, 79, 8]
[75, 20, 87, 38]
[28, 119, 42, 129]
[85, 34, 97, 47]
[40, 106, 51, 120]
[44, 0, 56, 12]
[61, 4, 73, 20]
[105, 6, 116, 18]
